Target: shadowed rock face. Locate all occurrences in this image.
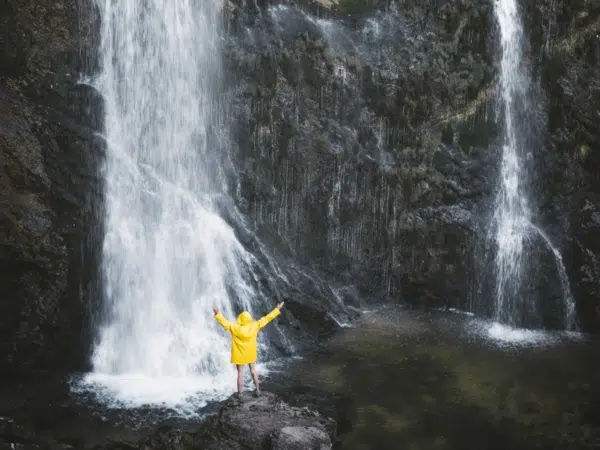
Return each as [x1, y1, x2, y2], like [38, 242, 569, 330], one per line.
[1, 0, 600, 375]
[220, 0, 600, 330]
[223, 0, 497, 316]
[530, 0, 600, 331]
[0, 0, 104, 376]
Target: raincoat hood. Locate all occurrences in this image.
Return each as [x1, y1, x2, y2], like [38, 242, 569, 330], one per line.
[236, 311, 253, 326]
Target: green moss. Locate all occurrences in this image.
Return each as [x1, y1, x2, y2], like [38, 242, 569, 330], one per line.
[336, 0, 376, 14]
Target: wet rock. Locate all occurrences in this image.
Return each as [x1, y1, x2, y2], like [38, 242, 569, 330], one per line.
[531, 0, 600, 330]
[271, 426, 332, 449]
[222, 0, 600, 330]
[92, 392, 336, 450]
[202, 392, 335, 449]
[224, 0, 495, 311]
[0, 0, 103, 375]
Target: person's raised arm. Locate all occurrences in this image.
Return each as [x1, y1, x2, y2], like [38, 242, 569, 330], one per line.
[213, 307, 233, 332]
[256, 302, 284, 330]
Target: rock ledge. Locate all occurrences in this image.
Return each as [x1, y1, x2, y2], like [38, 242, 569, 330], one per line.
[199, 391, 336, 449]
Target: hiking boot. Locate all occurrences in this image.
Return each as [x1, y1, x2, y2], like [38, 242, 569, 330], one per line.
[253, 388, 260, 398]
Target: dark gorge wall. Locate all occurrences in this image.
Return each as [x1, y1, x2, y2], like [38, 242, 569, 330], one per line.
[223, 0, 600, 330]
[224, 0, 497, 313]
[0, 0, 103, 376]
[533, 0, 600, 331]
[1, 0, 600, 374]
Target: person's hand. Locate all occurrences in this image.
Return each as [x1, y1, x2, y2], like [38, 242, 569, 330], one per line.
[213, 307, 219, 315]
[277, 302, 285, 310]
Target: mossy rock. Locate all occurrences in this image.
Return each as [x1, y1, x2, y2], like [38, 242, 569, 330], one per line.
[335, 0, 377, 14]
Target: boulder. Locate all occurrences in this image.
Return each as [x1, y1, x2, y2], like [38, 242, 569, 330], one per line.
[201, 392, 336, 449]
[271, 426, 332, 449]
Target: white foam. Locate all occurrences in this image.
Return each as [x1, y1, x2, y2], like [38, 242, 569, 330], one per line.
[75, 373, 229, 412]
[78, 0, 285, 409]
[486, 322, 557, 345]
[72, 362, 273, 416]
[478, 322, 585, 347]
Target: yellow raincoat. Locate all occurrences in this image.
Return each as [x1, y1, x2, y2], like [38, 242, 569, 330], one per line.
[214, 308, 281, 365]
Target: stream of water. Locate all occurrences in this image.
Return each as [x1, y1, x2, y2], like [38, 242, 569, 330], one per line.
[73, 0, 276, 414]
[492, 0, 575, 331]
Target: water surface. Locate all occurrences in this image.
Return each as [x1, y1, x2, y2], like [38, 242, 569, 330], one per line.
[269, 307, 600, 449]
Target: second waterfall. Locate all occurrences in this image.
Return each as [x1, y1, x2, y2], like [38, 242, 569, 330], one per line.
[492, 0, 534, 327]
[80, 0, 275, 409]
[491, 0, 575, 330]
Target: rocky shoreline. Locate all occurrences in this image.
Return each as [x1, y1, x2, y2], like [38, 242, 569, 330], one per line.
[1, 308, 598, 450]
[0, 390, 340, 450]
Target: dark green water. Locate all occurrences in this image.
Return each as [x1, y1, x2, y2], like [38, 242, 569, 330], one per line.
[1, 307, 598, 449]
[269, 307, 600, 450]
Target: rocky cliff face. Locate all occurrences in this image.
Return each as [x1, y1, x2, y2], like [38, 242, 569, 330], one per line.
[532, 0, 600, 331]
[222, 0, 600, 329]
[1, 0, 599, 374]
[224, 0, 497, 314]
[0, 0, 103, 376]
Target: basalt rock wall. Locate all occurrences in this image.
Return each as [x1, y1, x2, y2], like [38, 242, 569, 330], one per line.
[1, 0, 600, 375]
[224, 0, 497, 315]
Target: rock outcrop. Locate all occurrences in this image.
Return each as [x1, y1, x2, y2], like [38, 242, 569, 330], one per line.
[197, 392, 335, 449]
[0, 391, 337, 449]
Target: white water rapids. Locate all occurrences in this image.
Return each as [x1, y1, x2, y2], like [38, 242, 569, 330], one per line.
[74, 0, 279, 413]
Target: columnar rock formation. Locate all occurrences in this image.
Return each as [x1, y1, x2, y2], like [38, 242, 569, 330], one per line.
[1, 0, 599, 375]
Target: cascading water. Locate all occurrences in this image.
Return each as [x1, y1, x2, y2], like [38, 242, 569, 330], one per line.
[76, 0, 277, 411]
[491, 0, 576, 330]
[492, 0, 533, 328]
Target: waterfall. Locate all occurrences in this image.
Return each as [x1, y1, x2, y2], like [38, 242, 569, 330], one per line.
[491, 0, 576, 330]
[77, 0, 275, 411]
[492, 0, 533, 327]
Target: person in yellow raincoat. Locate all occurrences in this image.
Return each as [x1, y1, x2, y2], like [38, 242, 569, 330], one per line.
[213, 302, 285, 397]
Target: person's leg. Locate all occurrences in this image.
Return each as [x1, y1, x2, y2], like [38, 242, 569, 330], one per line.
[249, 363, 260, 395]
[236, 364, 243, 395]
